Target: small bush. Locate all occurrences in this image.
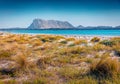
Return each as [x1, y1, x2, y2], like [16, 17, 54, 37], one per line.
[91, 37, 100, 42]
[60, 40, 67, 44]
[67, 42, 75, 47]
[100, 40, 115, 47]
[68, 43, 75, 47]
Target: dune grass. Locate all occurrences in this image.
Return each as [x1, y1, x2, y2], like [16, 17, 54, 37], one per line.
[91, 37, 100, 42]
[0, 34, 120, 84]
[90, 56, 120, 78]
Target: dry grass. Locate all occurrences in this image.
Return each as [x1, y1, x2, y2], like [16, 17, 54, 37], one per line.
[90, 57, 120, 78]
[0, 34, 120, 84]
[0, 50, 13, 59]
[113, 43, 120, 56]
[58, 66, 81, 80]
[91, 37, 100, 42]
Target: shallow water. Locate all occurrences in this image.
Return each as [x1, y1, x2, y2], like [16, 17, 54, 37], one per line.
[1, 29, 120, 36]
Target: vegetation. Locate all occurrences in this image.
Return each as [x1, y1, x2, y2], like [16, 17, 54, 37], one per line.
[90, 57, 120, 78]
[100, 40, 115, 47]
[91, 37, 100, 42]
[0, 33, 120, 84]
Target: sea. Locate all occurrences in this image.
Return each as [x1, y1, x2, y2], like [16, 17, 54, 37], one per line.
[0, 29, 120, 36]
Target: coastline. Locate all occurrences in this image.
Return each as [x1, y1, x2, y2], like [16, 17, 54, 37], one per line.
[0, 32, 119, 40]
[0, 29, 120, 37]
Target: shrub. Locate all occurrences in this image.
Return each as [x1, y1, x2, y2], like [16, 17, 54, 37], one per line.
[114, 50, 120, 57]
[58, 39, 67, 44]
[37, 35, 58, 42]
[91, 37, 100, 42]
[60, 40, 67, 44]
[68, 43, 75, 47]
[67, 42, 75, 47]
[100, 40, 115, 47]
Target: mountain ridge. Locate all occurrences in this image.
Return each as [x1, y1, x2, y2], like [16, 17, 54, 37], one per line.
[27, 19, 120, 29]
[0, 19, 120, 29]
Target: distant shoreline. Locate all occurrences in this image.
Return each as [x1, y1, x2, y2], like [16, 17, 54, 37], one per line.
[0, 32, 119, 39]
[0, 28, 120, 30]
[0, 29, 120, 37]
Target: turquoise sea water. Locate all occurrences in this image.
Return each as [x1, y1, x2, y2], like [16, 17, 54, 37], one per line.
[1, 29, 120, 36]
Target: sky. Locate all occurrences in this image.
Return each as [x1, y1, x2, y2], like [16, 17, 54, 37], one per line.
[0, 0, 120, 28]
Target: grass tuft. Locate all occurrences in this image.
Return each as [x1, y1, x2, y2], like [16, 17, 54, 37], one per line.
[90, 57, 120, 78]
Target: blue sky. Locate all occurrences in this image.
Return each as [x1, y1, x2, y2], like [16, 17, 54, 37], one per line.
[0, 0, 120, 28]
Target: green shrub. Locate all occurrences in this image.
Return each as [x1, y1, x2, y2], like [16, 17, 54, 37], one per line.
[60, 40, 67, 44]
[100, 40, 115, 47]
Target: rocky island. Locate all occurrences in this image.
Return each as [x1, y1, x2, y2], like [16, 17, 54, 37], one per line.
[28, 19, 74, 29]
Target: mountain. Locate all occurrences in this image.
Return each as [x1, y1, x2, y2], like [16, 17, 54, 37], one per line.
[77, 25, 84, 28]
[115, 26, 120, 28]
[1, 19, 120, 29]
[76, 25, 120, 29]
[28, 19, 74, 29]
